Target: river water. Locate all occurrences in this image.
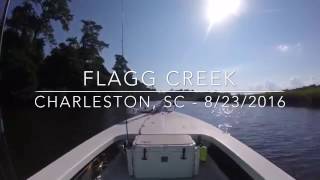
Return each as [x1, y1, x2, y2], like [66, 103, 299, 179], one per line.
[2, 102, 320, 179]
[176, 101, 320, 180]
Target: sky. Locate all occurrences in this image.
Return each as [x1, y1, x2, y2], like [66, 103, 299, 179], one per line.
[10, 0, 320, 91]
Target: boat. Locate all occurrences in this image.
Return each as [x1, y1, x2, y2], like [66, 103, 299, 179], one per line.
[28, 104, 295, 180]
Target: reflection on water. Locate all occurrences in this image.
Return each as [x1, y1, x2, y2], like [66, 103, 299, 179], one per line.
[218, 123, 232, 134]
[177, 101, 320, 180]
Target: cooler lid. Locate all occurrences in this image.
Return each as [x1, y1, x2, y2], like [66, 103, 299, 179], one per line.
[133, 134, 194, 146]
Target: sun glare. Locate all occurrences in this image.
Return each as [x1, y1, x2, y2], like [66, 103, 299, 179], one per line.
[206, 0, 241, 31]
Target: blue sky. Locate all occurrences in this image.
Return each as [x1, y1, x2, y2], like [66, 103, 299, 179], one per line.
[11, 0, 320, 91]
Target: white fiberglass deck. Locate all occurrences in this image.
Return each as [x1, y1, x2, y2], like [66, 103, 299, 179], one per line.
[29, 111, 294, 180]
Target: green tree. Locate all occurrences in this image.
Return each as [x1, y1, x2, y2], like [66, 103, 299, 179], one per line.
[7, 0, 73, 44]
[112, 54, 132, 89]
[80, 20, 108, 70]
[39, 41, 84, 89]
[112, 55, 150, 91]
[39, 20, 109, 90]
[112, 54, 130, 75]
[0, 0, 73, 104]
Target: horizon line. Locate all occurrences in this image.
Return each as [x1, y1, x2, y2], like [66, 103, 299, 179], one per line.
[35, 90, 284, 93]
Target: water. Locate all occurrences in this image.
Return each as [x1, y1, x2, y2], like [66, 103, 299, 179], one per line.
[176, 101, 320, 180]
[2, 102, 320, 179]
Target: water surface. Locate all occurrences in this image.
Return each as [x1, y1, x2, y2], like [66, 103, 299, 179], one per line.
[2, 102, 320, 180]
[177, 101, 320, 180]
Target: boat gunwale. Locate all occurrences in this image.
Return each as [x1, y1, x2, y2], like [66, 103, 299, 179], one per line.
[28, 112, 295, 180]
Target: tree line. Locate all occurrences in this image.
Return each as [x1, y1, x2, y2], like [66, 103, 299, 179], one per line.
[0, 0, 153, 106]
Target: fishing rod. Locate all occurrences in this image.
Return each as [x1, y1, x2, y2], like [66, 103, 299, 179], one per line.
[121, 0, 130, 148]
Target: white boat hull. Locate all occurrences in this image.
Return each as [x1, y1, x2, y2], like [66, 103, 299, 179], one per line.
[29, 111, 294, 180]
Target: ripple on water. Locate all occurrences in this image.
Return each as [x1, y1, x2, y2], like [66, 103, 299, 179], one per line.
[177, 102, 320, 180]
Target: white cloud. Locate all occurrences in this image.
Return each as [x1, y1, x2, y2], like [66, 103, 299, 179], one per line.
[309, 76, 320, 85]
[289, 77, 304, 88]
[276, 44, 289, 52]
[289, 76, 320, 89]
[275, 42, 302, 53]
[249, 81, 282, 91]
[265, 81, 281, 91]
[248, 76, 318, 92]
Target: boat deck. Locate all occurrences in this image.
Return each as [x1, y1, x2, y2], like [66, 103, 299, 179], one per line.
[102, 152, 229, 180]
[29, 111, 294, 180]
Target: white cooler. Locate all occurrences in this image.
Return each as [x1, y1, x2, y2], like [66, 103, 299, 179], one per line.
[127, 134, 199, 179]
